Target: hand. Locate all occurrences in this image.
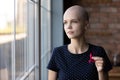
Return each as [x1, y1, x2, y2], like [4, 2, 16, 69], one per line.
[92, 57, 104, 72]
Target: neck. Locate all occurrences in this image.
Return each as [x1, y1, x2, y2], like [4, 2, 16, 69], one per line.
[69, 37, 88, 54]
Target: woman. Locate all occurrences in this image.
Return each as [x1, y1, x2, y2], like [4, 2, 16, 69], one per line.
[47, 5, 112, 80]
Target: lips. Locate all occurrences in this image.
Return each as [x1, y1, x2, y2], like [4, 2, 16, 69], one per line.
[67, 31, 74, 34]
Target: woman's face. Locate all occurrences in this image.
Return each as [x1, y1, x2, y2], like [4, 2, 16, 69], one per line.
[63, 10, 86, 39]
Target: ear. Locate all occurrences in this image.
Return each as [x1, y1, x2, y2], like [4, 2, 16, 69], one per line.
[85, 21, 90, 30]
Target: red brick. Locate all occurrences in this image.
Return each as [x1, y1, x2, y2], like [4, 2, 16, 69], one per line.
[110, 2, 120, 7]
[90, 23, 108, 29]
[100, 7, 117, 13]
[112, 0, 120, 2]
[108, 23, 120, 29]
[108, 17, 118, 23]
[86, 29, 112, 37]
[79, 0, 112, 4]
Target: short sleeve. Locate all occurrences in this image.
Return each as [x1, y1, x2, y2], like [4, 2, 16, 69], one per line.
[100, 47, 113, 72]
[47, 48, 59, 72]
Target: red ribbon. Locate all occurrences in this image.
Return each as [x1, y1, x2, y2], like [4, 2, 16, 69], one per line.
[89, 52, 95, 63]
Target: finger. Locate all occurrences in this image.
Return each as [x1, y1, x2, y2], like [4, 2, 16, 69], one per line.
[96, 61, 103, 63]
[96, 63, 103, 66]
[95, 61, 104, 66]
[92, 57, 103, 61]
[95, 60, 104, 65]
[95, 60, 104, 67]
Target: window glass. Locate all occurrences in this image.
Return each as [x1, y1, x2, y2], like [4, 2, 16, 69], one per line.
[15, 0, 27, 79]
[41, 0, 63, 79]
[0, 0, 14, 79]
[0, 0, 39, 80]
[41, 0, 51, 80]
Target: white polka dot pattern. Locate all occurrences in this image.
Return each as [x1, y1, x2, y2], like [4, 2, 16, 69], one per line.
[47, 44, 112, 80]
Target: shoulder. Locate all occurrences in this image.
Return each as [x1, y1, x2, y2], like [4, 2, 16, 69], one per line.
[52, 45, 67, 55]
[89, 43, 106, 56]
[53, 45, 67, 51]
[89, 43, 105, 51]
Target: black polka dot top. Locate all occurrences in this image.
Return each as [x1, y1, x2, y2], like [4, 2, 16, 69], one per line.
[47, 43, 112, 80]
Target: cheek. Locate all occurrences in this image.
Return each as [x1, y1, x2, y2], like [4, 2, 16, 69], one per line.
[76, 29, 82, 35]
[64, 27, 68, 34]
[64, 26, 67, 32]
[74, 26, 82, 32]
[75, 26, 84, 34]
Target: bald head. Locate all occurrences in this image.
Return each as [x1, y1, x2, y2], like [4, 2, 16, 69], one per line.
[64, 5, 89, 22]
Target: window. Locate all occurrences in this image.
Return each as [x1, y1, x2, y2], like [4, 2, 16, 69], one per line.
[0, 0, 39, 80]
[41, 0, 63, 79]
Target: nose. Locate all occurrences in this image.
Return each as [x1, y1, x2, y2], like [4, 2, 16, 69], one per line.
[65, 22, 72, 29]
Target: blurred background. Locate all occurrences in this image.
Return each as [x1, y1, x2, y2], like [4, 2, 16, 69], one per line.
[0, 0, 120, 80]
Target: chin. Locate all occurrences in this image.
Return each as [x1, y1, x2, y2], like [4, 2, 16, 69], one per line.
[68, 36, 77, 39]
[67, 35, 82, 39]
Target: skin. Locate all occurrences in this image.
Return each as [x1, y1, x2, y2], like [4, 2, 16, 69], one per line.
[48, 5, 109, 80]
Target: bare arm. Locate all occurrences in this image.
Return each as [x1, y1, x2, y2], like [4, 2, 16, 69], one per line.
[98, 71, 109, 80]
[48, 70, 57, 80]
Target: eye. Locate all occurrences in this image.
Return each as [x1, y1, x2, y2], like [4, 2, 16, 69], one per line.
[72, 20, 79, 23]
[63, 21, 67, 24]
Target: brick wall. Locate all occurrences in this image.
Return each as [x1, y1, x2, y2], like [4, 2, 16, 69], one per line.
[72, 0, 120, 63]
